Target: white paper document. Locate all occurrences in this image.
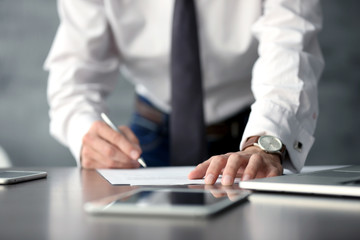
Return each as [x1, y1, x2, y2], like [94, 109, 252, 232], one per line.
[97, 165, 342, 186]
[97, 166, 234, 186]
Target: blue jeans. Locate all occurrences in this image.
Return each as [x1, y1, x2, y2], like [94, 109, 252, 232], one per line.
[129, 102, 170, 167]
[129, 96, 250, 167]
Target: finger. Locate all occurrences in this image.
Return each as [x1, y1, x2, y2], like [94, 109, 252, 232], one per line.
[81, 146, 108, 169]
[204, 155, 229, 185]
[92, 132, 139, 167]
[82, 143, 139, 169]
[221, 153, 246, 185]
[95, 121, 141, 160]
[200, 153, 232, 184]
[267, 169, 280, 178]
[236, 160, 249, 176]
[83, 128, 138, 167]
[188, 160, 211, 179]
[83, 131, 120, 161]
[82, 131, 139, 169]
[82, 157, 104, 169]
[242, 154, 264, 181]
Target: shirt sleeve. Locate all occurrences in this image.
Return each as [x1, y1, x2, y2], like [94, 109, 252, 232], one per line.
[240, 0, 325, 172]
[44, 0, 120, 165]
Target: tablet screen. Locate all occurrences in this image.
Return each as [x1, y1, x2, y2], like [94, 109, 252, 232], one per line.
[113, 190, 226, 206]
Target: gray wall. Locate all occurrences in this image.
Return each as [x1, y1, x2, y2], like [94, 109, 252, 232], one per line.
[0, 1, 359, 167]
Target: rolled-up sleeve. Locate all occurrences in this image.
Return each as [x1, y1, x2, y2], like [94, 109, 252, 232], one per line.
[44, 0, 120, 165]
[240, 0, 324, 172]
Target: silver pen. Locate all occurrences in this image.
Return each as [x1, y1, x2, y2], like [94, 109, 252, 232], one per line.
[100, 112, 147, 168]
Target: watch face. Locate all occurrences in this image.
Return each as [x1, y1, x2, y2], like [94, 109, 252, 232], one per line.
[258, 135, 282, 152]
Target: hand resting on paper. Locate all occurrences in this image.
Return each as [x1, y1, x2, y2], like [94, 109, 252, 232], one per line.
[188, 146, 283, 186]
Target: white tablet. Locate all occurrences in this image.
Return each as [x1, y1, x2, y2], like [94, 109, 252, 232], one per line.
[84, 188, 250, 217]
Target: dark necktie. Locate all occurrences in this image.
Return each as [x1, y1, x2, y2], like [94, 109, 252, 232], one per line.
[170, 0, 207, 166]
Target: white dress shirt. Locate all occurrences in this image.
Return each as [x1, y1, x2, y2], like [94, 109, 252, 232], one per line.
[44, 0, 324, 172]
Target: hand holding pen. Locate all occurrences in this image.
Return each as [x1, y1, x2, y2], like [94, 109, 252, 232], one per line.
[80, 113, 146, 169]
[101, 113, 147, 167]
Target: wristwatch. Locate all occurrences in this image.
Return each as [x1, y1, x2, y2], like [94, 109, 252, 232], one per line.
[242, 135, 286, 163]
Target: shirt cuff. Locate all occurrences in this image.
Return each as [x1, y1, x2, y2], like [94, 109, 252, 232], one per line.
[67, 113, 100, 167]
[240, 101, 315, 173]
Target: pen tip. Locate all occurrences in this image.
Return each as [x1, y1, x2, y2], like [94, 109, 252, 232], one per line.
[138, 157, 147, 168]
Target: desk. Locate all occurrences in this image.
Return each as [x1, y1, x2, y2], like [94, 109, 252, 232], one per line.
[0, 167, 359, 240]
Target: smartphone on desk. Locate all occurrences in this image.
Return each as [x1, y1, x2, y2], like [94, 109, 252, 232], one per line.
[0, 170, 47, 184]
[85, 188, 250, 218]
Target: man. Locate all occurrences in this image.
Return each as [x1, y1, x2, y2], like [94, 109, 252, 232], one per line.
[45, 0, 324, 185]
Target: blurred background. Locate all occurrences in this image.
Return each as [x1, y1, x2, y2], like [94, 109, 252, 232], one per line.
[0, 1, 359, 167]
